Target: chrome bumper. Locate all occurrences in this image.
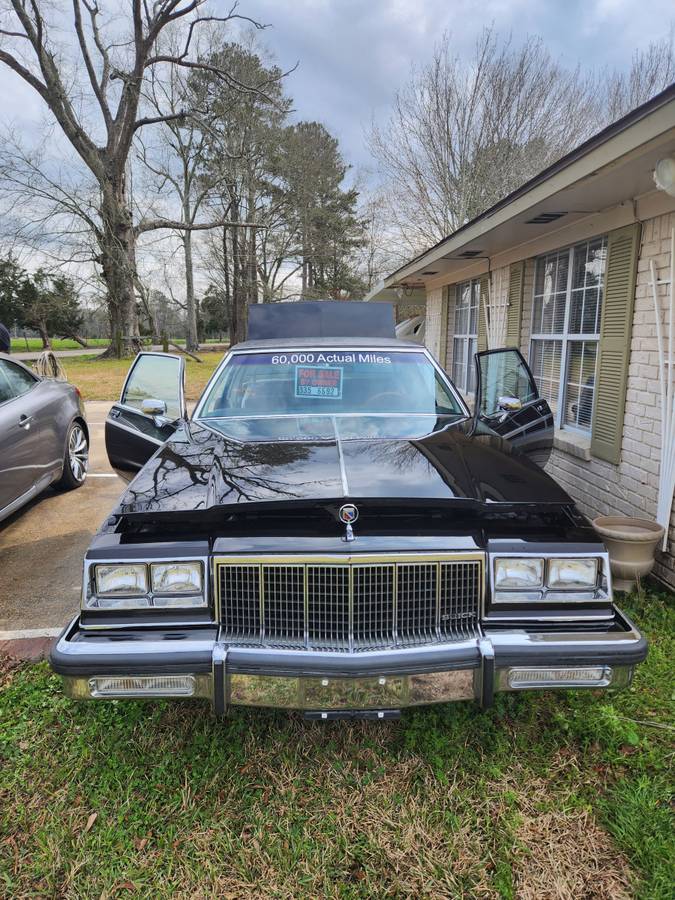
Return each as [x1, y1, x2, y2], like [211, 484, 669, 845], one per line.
[51, 610, 646, 713]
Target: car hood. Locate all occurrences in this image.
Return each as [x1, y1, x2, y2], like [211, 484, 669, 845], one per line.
[114, 418, 570, 518]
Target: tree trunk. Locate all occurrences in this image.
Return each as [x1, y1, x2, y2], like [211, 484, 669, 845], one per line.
[222, 223, 231, 336]
[230, 199, 247, 346]
[247, 186, 258, 305]
[97, 179, 141, 358]
[183, 225, 198, 352]
[37, 322, 51, 349]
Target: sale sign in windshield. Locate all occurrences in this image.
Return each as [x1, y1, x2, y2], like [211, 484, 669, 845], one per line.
[294, 365, 343, 399]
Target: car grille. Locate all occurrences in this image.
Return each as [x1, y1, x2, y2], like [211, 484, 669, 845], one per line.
[216, 555, 483, 651]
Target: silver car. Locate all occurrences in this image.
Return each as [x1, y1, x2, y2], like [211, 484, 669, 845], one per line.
[0, 353, 89, 523]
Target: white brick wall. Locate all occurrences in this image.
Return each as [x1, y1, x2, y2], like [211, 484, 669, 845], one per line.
[424, 287, 445, 360]
[539, 213, 675, 588]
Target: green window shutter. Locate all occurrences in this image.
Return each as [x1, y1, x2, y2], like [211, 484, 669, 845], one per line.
[590, 223, 641, 464]
[477, 275, 489, 351]
[506, 261, 525, 348]
[439, 285, 450, 366]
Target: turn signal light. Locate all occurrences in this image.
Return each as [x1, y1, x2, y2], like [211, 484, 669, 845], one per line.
[88, 675, 196, 697]
[507, 666, 611, 689]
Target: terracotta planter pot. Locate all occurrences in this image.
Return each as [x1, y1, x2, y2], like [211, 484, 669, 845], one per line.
[592, 516, 665, 592]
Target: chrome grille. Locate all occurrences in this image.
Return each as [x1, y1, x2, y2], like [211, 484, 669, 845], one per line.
[217, 556, 482, 651]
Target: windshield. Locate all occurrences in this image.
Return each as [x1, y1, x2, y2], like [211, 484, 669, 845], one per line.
[198, 350, 464, 420]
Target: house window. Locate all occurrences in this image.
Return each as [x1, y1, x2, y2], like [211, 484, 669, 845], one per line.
[529, 237, 606, 432]
[452, 280, 479, 393]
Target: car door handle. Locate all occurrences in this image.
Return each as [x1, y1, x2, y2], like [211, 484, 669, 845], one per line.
[18, 415, 33, 430]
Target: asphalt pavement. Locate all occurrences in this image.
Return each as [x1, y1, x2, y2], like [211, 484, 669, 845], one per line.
[0, 401, 124, 634]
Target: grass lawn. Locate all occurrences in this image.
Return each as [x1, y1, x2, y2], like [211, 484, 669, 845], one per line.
[10, 337, 110, 352]
[52, 352, 224, 402]
[0, 588, 672, 898]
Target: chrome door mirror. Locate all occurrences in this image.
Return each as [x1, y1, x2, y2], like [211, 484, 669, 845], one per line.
[140, 397, 171, 427]
[497, 396, 522, 412]
[141, 398, 167, 417]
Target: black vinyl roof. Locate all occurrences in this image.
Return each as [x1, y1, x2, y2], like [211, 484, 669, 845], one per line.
[247, 300, 396, 340]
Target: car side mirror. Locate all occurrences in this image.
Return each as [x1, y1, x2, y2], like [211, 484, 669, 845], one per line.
[497, 396, 522, 412]
[141, 398, 167, 417]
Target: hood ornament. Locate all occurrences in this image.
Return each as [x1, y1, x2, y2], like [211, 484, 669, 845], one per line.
[338, 503, 359, 542]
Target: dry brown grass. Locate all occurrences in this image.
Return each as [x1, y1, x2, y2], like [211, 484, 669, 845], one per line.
[0, 693, 645, 900]
[513, 806, 634, 900]
[52, 351, 224, 402]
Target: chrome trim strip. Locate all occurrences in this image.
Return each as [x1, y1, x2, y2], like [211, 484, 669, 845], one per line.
[333, 418, 350, 496]
[106, 414, 164, 446]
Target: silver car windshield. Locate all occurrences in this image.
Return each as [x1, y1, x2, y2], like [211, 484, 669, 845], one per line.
[198, 350, 464, 422]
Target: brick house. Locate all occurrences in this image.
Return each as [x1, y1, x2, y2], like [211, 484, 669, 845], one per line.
[367, 84, 675, 587]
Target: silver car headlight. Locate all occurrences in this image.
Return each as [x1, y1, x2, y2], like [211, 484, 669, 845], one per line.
[494, 558, 544, 589]
[86, 562, 206, 610]
[548, 558, 598, 589]
[95, 564, 148, 597]
[151, 562, 204, 608]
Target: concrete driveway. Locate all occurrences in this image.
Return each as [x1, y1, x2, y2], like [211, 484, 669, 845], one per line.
[0, 401, 124, 635]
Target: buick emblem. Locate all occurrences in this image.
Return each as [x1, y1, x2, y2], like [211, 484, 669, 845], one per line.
[339, 504, 359, 524]
[338, 504, 359, 542]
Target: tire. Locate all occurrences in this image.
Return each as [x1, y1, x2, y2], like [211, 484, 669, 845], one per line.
[54, 420, 89, 491]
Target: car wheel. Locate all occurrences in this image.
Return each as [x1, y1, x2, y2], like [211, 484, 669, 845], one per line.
[55, 421, 89, 490]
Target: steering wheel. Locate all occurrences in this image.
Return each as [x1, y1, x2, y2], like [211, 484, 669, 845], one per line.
[368, 390, 407, 406]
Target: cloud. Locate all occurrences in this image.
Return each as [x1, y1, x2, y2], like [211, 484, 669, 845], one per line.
[231, 0, 674, 173]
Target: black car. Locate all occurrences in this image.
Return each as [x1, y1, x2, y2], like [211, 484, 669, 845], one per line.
[50, 302, 646, 718]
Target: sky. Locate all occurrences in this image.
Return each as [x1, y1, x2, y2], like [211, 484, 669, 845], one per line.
[0, 0, 672, 285]
[231, 0, 675, 178]
[1, 0, 673, 180]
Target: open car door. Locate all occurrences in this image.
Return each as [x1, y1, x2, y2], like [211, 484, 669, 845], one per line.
[105, 352, 186, 481]
[474, 348, 553, 468]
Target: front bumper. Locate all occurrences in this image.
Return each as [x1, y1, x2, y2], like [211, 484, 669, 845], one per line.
[50, 609, 647, 714]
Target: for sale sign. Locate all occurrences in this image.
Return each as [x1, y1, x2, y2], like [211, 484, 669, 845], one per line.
[294, 365, 343, 399]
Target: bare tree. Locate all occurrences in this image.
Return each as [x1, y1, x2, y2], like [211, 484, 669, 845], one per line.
[136, 49, 226, 352]
[603, 31, 675, 122]
[369, 28, 675, 262]
[369, 29, 597, 255]
[0, 0, 268, 355]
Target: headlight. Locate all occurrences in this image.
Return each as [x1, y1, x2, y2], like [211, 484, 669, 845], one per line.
[151, 562, 202, 595]
[95, 564, 148, 596]
[87, 561, 206, 610]
[494, 557, 544, 589]
[548, 558, 598, 589]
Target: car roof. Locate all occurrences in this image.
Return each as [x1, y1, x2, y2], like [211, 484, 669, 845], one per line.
[230, 336, 424, 352]
[0, 352, 35, 374]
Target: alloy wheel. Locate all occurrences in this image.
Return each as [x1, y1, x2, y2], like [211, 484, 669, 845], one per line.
[68, 424, 89, 482]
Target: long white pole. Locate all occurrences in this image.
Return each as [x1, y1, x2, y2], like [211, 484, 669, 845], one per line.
[651, 229, 675, 551]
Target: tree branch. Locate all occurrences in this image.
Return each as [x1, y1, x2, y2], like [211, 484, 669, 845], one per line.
[133, 109, 187, 131]
[72, 0, 112, 129]
[0, 48, 49, 99]
[135, 216, 266, 235]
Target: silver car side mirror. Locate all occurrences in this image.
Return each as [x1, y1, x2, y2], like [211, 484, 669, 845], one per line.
[141, 398, 167, 417]
[497, 396, 522, 412]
